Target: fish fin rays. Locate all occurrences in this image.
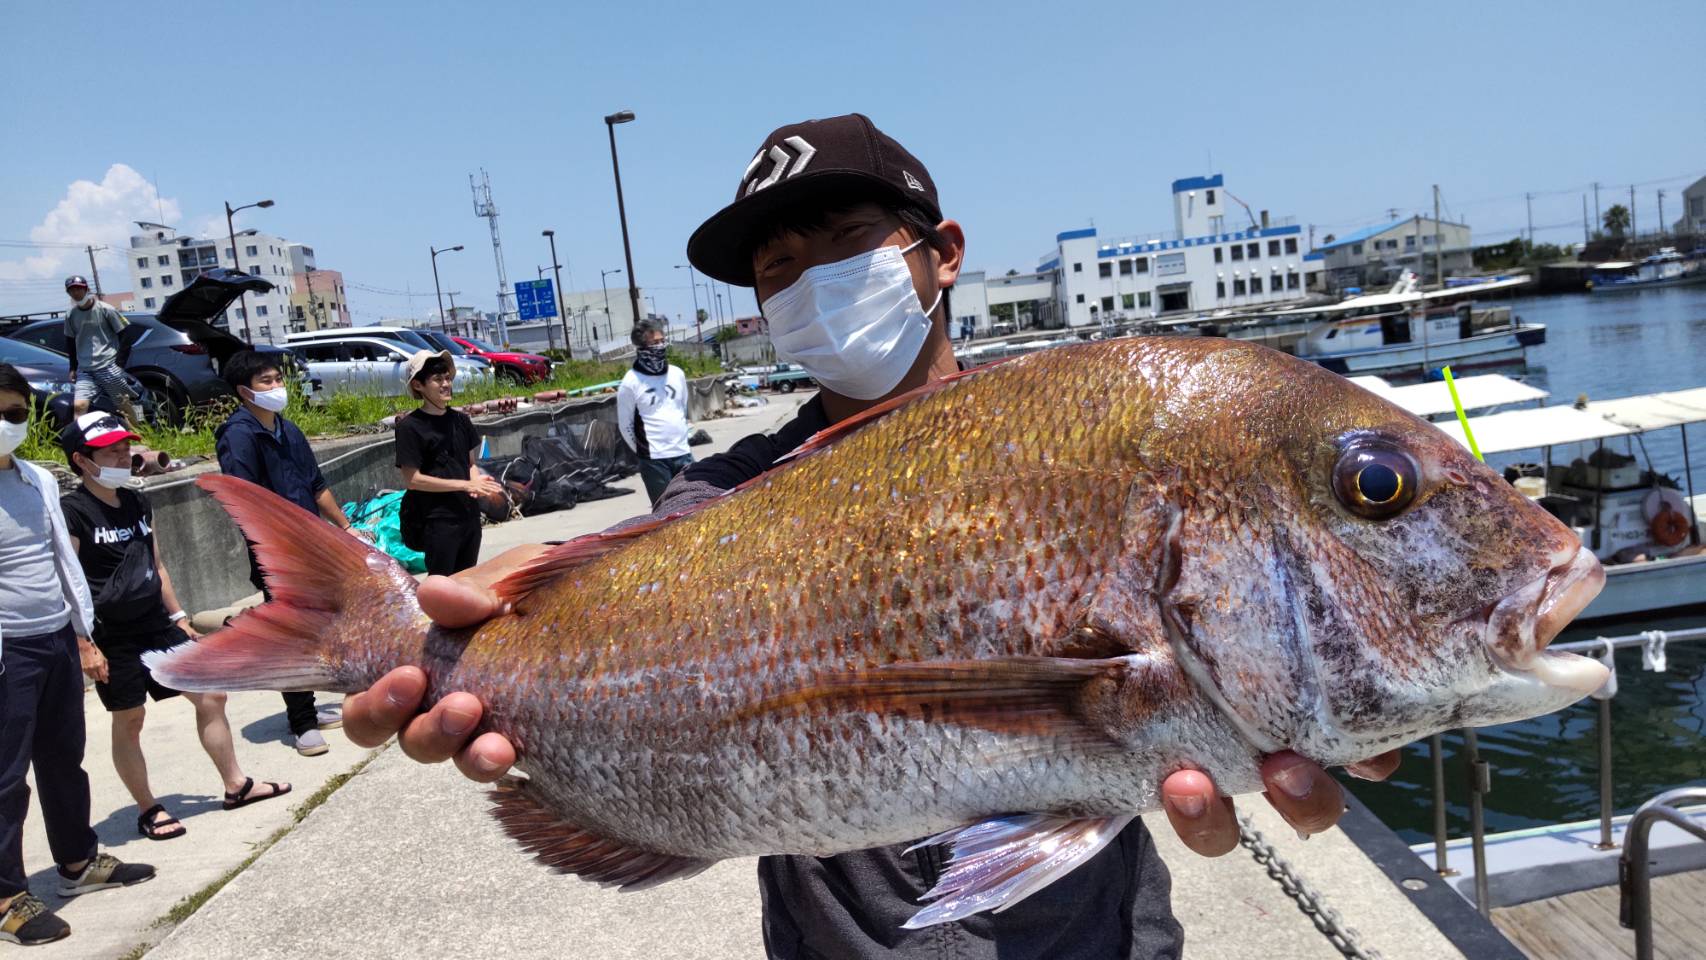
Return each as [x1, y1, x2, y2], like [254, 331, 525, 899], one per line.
[488, 777, 715, 891]
[903, 812, 1135, 927]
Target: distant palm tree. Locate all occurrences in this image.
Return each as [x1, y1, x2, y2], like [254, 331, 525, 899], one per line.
[1603, 204, 1631, 237]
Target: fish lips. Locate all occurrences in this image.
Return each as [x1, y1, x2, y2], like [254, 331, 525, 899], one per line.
[1480, 546, 1608, 697]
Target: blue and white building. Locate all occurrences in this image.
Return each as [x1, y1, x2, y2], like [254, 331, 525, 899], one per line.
[980, 174, 1325, 332]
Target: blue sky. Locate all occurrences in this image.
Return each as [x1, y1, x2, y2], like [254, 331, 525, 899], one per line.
[3, 0, 1703, 326]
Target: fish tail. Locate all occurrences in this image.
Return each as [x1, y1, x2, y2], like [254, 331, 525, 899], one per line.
[145, 475, 425, 694]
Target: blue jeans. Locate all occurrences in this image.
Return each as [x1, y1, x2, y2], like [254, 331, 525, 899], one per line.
[639, 454, 694, 506]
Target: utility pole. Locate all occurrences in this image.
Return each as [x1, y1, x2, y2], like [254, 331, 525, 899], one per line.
[1658, 189, 1667, 237]
[543, 230, 570, 358]
[1583, 195, 1590, 246]
[1592, 182, 1601, 234]
[1629, 185, 1637, 236]
[470, 170, 515, 346]
[1432, 184, 1443, 287]
[1525, 193, 1534, 251]
[85, 246, 104, 297]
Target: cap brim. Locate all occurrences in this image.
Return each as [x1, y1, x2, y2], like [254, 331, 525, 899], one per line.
[85, 430, 142, 448]
[686, 170, 942, 287]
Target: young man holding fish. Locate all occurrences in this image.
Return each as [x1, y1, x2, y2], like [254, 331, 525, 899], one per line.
[340, 115, 1401, 957]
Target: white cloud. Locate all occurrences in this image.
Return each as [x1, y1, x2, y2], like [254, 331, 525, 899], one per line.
[0, 164, 182, 312]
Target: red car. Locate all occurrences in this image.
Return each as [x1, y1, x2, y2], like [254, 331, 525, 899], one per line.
[451, 336, 552, 383]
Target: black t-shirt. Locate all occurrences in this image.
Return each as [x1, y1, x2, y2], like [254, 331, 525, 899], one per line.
[60, 485, 170, 637]
[395, 407, 480, 522]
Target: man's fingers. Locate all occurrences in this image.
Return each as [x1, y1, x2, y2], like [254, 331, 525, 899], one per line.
[1160, 768, 1240, 857]
[1260, 752, 1347, 837]
[453, 732, 518, 783]
[396, 691, 485, 764]
[343, 666, 427, 747]
[452, 544, 550, 593]
[416, 576, 506, 630]
[1345, 750, 1402, 782]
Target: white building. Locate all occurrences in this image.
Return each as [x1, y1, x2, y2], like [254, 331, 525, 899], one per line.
[1673, 175, 1706, 236]
[126, 222, 307, 343]
[982, 174, 1325, 333]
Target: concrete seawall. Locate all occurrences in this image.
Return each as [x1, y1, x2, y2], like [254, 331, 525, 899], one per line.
[147, 375, 728, 614]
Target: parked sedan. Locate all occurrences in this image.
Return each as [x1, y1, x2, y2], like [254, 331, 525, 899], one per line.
[451, 336, 551, 383]
[293, 336, 491, 398]
[419, 330, 492, 368]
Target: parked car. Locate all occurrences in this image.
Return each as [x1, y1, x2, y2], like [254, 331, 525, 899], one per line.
[450, 336, 551, 383]
[418, 330, 491, 367]
[292, 336, 492, 398]
[0, 336, 157, 429]
[287, 327, 491, 386]
[2, 270, 311, 424]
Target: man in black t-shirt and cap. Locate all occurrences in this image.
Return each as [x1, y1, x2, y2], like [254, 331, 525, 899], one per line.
[339, 115, 1402, 957]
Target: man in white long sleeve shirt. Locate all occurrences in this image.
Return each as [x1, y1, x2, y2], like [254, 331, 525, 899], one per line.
[616, 320, 693, 505]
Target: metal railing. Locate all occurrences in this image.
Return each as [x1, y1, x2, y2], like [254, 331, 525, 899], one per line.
[1427, 626, 1706, 917]
[1619, 787, 1706, 960]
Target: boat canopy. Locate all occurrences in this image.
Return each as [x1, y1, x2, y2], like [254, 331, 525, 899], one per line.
[1431, 386, 1706, 454]
[1268, 275, 1532, 319]
[1351, 373, 1548, 418]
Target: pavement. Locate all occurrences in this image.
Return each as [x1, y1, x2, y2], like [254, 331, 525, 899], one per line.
[20, 391, 1470, 959]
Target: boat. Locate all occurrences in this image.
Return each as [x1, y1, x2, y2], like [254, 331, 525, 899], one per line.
[1285, 273, 1542, 378]
[1588, 247, 1706, 292]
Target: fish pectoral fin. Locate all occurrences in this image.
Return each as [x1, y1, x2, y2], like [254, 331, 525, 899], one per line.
[739, 656, 1162, 748]
[902, 812, 1135, 928]
[488, 777, 714, 891]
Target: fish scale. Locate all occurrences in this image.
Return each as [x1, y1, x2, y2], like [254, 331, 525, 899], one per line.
[151, 336, 1611, 925]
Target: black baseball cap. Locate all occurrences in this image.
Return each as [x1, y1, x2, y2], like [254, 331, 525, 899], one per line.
[685, 113, 941, 287]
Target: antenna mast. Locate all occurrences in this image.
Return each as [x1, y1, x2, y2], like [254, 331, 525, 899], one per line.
[470, 169, 515, 344]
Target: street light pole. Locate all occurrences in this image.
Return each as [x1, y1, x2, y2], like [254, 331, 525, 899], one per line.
[224, 197, 274, 342]
[430, 244, 464, 332]
[603, 110, 642, 332]
[599, 267, 622, 339]
[675, 264, 701, 343]
[543, 229, 571, 358]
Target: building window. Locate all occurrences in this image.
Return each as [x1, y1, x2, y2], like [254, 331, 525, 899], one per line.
[250, 266, 261, 276]
[1098, 262, 1112, 278]
[225, 247, 235, 259]
[1246, 242, 1259, 259]
[1268, 240, 1281, 257]
[136, 257, 148, 269]
[1287, 272, 1300, 290]
[141, 277, 153, 288]
[1216, 280, 1226, 298]
[1134, 257, 1148, 273]
[1073, 262, 1082, 273]
[236, 308, 246, 319]
[161, 275, 172, 287]
[1230, 245, 1244, 261]
[1351, 244, 1363, 255]
[1214, 247, 1223, 263]
[1285, 237, 1298, 254]
[144, 297, 156, 308]
[1423, 235, 1435, 246]
[1100, 296, 1115, 312]
[156, 255, 169, 266]
[256, 305, 268, 316]
[1121, 293, 1135, 309]
[1206, 189, 1216, 204]
[1118, 259, 1133, 276]
[1138, 291, 1151, 308]
[1075, 293, 1085, 303]
[1251, 276, 1263, 294]
[1234, 279, 1247, 296]
[246, 245, 258, 257]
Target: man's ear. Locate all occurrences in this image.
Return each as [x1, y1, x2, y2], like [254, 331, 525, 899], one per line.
[933, 219, 966, 291]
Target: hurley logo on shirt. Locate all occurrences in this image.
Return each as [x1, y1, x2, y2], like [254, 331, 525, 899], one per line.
[92, 515, 151, 545]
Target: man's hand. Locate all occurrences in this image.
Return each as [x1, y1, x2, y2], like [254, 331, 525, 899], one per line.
[176, 619, 201, 639]
[78, 637, 109, 683]
[466, 476, 505, 500]
[1159, 751, 1402, 856]
[345, 542, 1404, 853]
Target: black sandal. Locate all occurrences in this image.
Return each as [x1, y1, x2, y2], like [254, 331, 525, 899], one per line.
[223, 776, 292, 811]
[137, 804, 186, 841]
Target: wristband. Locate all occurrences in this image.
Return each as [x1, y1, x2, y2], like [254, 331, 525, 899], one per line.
[168, 610, 187, 623]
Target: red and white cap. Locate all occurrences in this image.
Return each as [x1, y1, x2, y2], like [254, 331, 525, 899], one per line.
[60, 411, 141, 456]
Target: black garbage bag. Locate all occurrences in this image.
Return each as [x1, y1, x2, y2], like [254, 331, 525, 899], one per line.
[516, 426, 637, 513]
[689, 428, 712, 446]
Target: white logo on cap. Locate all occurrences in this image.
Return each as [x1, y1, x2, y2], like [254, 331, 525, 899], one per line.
[743, 135, 817, 196]
[903, 171, 924, 192]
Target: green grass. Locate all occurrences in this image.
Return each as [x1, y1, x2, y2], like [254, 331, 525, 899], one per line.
[16, 351, 723, 463]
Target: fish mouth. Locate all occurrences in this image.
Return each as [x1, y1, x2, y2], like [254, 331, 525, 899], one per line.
[1482, 546, 1608, 695]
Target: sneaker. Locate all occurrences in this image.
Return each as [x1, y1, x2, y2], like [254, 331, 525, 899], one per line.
[0, 893, 70, 946]
[56, 853, 155, 898]
[295, 728, 329, 756]
[315, 705, 343, 730]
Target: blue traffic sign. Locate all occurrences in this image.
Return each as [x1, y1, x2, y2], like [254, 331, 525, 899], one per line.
[514, 279, 557, 321]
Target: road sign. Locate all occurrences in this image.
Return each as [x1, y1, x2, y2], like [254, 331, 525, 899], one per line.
[514, 279, 557, 321]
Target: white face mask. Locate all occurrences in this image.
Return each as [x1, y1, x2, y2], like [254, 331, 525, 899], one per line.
[0, 419, 26, 457]
[245, 386, 289, 413]
[88, 463, 132, 489]
[761, 239, 942, 401]
[76, 294, 96, 309]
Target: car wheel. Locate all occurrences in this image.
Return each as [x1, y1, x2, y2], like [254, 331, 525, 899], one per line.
[138, 379, 184, 427]
[498, 367, 527, 385]
[779, 380, 797, 393]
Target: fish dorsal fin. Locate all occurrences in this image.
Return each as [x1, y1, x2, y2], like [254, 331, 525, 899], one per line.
[774, 359, 1008, 465]
[902, 813, 1135, 927]
[488, 777, 714, 891]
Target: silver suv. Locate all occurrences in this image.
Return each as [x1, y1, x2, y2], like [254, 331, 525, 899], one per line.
[291, 335, 491, 398]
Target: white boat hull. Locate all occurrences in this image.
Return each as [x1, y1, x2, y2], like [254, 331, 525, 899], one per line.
[1579, 551, 1706, 621]
[1302, 327, 1544, 377]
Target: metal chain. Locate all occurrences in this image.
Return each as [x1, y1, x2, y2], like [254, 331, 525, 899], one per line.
[1238, 815, 1385, 960]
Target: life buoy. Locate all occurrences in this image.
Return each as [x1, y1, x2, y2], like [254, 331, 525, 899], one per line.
[1650, 504, 1691, 547]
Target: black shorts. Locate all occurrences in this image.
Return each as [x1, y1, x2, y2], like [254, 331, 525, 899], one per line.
[93, 625, 186, 712]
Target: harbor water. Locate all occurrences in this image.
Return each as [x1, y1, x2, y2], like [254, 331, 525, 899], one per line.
[1345, 284, 1706, 843]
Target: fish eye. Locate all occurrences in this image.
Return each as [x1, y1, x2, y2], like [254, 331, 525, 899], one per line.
[1332, 445, 1419, 520]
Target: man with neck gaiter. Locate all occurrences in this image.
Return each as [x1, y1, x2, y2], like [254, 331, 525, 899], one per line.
[616, 319, 693, 506]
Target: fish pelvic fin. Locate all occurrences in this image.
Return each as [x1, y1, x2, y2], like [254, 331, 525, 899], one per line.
[143, 475, 423, 694]
[488, 777, 715, 891]
[903, 813, 1135, 927]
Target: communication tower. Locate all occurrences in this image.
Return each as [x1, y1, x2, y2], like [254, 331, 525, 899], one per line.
[470, 169, 515, 344]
